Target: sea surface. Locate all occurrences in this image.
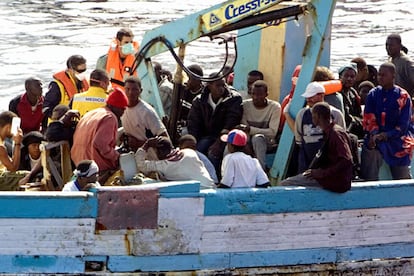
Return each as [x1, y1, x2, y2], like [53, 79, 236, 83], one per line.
[0, 0, 413, 111]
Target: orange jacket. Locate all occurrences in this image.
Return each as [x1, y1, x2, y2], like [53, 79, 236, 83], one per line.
[106, 41, 139, 88]
[53, 70, 89, 105]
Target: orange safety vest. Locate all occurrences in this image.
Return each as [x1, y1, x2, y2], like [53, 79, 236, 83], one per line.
[106, 40, 139, 89]
[53, 70, 89, 105]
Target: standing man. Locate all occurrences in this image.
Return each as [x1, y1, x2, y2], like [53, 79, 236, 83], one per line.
[70, 69, 110, 117]
[187, 74, 243, 173]
[43, 55, 89, 120]
[121, 77, 169, 152]
[96, 28, 139, 89]
[386, 33, 414, 96]
[280, 102, 353, 193]
[9, 77, 44, 134]
[361, 62, 413, 180]
[71, 88, 128, 183]
[241, 80, 281, 170]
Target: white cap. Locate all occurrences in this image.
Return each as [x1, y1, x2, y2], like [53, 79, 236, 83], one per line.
[301, 82, 325, 98]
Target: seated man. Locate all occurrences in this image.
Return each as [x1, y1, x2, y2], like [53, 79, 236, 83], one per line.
[18, 131, 45, 185]
[241, 80, 281, 170]
[280, 102, 353, 193]
[218, 129, 269, 188]
[71, 88, 129, 183]
[121, 77, 169, 152]
[62, 160, 100, 191]
[135, 136, 214, 189]
[361, 62, 413, 180]
[187, 74, 243, 174]
[178, 134, 218, 184]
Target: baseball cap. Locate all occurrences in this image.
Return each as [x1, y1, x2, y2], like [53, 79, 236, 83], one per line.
[301, 82, 326, 98]
[220, 129, 247, 146]
[106, 87, 128, 108]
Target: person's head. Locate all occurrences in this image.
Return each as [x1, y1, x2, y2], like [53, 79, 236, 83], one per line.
[386, 33, 402, 58]
[251, 80, 268, 108]
[74, 160, 99, 189]
[338, 63, 357, 89]
[358, 80, 375, 105]
[0, 111, 17, 139]
[22, 131, 44, 160]
[247, 70, 264, 95]
[51, 104, 70, 121]
[301, 82, 325, 107]
[351, 57, 369, 83]
[178, 134, 197, 150]
[89, 69, 110, 91]
[311, 102, 331, 129]
[66, 55, 87, 81]
[106, 87, 129, 119]
[124, 76, 142, 107]
[186, 64, 203, 92]
[24, 77, 43, 106]
[313, 66, 335, 81]
[378, 62, 396, 89]
[207, 73, 226, 101]
[116, 28, 134, 58]
[220, 129, 247, 153]
[152, 61, 162, 83]
[154, 137, 174, 160]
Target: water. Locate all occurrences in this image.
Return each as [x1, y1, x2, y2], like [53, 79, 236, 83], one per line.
[0, 0, 413, 111]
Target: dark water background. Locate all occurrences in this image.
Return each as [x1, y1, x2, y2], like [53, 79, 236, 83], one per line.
[0, 0, 413, 110]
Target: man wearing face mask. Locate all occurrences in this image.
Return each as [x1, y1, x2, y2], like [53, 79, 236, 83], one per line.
[96, 28, 139, 89]
[70, 69, 110, 118]
[43, 55, 89, 122]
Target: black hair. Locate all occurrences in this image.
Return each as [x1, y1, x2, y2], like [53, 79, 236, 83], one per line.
[188, 64, 203, 76]
[312, 102, 331, 121]
[124, 76, 142, 88]
[66, 55, 86, 69]
[90, 69, 109, 86]
[252, 80, 268, 92]
[178, 134, 197, 147]
[248, 70, 264, 80]
[387, 33, 402, 44]
[156, 137, 173, 159]
[380, 62, 396, 74]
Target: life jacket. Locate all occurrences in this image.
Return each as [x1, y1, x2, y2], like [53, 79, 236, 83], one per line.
[106, 40, 139, 89]
[53, 70, 89, 105]
[71, 86, 108, 117]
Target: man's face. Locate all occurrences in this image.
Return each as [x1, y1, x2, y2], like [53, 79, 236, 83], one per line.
[377, 66, 394, 88]
[118, 35, 133, 58]
[306, 93, 324, 107]
[341, 69, 357, 89]
[27, 80, 43, 105]
[386, 38, 401, 57]
[208, 78, 226, 99]
[247, 75, 262, 95]
[124, 81, 141, 107]
[251, 86, 267, 108]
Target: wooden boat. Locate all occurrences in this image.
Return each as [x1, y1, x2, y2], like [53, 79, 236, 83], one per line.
[2, 0, 414, 274]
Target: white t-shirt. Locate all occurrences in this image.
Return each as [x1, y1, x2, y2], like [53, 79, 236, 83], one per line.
[221, 151, 269, 188]
[121, 100, 167, 141]
[135, 148, 214, 189]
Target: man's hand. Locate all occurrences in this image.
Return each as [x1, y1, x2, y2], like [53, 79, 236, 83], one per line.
[208, 140, 224, 158]
[143, 137, 162, 151]
[12, 128, 23, 145]
[61, 110, 80, 127]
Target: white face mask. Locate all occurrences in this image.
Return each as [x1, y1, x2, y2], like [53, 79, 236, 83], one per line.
[75, 71, 87, 81]
[121, 43, 135, 55]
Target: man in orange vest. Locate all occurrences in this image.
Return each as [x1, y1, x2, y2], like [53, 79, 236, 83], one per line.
[96, 28, 139, 89]
[43, 55, 89, 122]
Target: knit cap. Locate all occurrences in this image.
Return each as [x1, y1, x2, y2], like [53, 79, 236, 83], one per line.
[106, 87, 128, 108]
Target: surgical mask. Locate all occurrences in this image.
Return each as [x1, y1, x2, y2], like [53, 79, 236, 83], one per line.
[121, 43, 135, 55]
[75, 71, 87, 81]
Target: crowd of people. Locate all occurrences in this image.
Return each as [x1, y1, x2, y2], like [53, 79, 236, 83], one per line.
[1, 29, 413, 193]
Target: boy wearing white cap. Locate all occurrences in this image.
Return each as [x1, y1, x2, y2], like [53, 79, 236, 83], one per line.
[295, 82, 345, 173]
[218, 129, 269, 188]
